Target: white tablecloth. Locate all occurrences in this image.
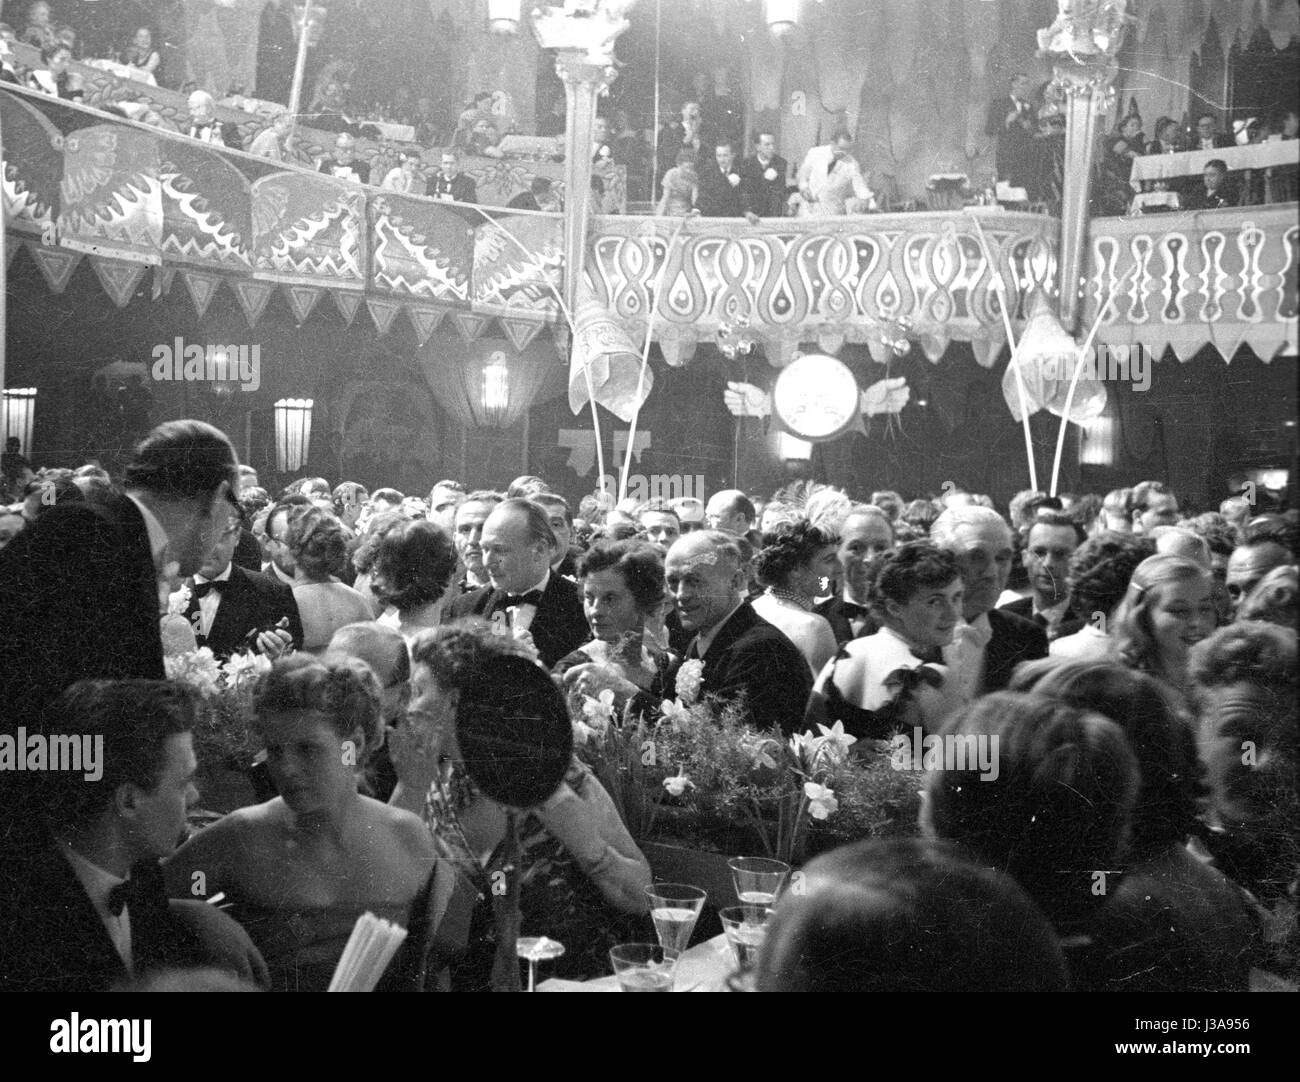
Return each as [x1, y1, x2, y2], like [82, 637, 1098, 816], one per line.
[1131, 140, 1298, 183]
[538, 933, 735, 992]
[367, 121, 416, 143]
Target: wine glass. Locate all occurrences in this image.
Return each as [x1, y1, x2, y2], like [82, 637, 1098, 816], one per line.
[609, 944, 677, 992]
[516, 936, 565, 992]
[645, 883, 707, 957]
[718, 906, 769, 971]
[728, 856, 790, 914]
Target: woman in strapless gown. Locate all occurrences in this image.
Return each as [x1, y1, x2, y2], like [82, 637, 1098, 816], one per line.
[165, 655, 461, 992]
[283, 505, 375, 652]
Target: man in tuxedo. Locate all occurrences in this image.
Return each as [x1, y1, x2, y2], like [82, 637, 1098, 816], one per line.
[185, 90, 239, 148]
[445, 498, 588, 669]
[931, 505, 1047, 700]
[0, 420, 239, 736]
[534, 492, 580, 580]
[705, 489, 756, 537]
[186, 503, 302, 659]
[318, 131, 370, 185]
[428, 151, 477, 204]
[1194, 114, 1235, 151]
[451, 489, 502, 593]
[998, 512, 1084, 641]
[0, 680, 266, 991]
[739, 131, 790, 219]
[664, 531, 811, 735]
[1184, 159, 1236, 210]
[697, 140, 760, 222]
[816, 506, 892, 646]
[984, 73, 1036, 188]
[1130, 479, 1180, 534]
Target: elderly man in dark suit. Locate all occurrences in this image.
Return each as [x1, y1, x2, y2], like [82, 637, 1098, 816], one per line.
[0, 419, 240, 736]
[739, 131, 790, 219]
[931, 505, 1048, 700]
[0, 680, 266, 991]
[664, 531, 811, 735]
[445, 497, 588, 669]
[186, 502, 303, 659]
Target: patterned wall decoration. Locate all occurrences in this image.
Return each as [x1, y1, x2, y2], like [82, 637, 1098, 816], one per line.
[1085, 205, 1299, 362]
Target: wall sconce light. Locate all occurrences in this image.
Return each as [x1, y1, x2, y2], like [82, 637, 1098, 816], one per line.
[274, 398, 314, 473]
[1, 388, 37, 457]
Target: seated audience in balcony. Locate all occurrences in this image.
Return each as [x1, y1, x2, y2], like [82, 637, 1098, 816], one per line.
[656, 100, 710, 196]
[1184, 159, 1235, 210]
[185, 90, 238, 147]
[380, 149, 425, 194]
[1, 29, 21, 82]
[21, 1, 56, 51]
[1028, 106, 1066, 212]
[26, 41, 82, 101]
[1266, 108, 1298, 202]
[1094, 113, 1145, 216]
[427, 150, 476, 204]
[1146, 116, 1183, 156]
[697, 140, 759, 222]
[1193, 112, 1234, 151]
[794, 130, 876, 216]
[247, 112, 294, 162]
[656, 147, 699, 218]
[984, 72, 1037, 190]
[452, 91, 499, 152]
[740, 131, 791, 219]
[121, 25, 159, 78]
[506, 175, 560, 212]
[318, 131, 370, 185]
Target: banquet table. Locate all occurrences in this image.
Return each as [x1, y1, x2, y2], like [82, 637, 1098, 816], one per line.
[538, 934, 736, 992]
[1130, 139, 1298, 184]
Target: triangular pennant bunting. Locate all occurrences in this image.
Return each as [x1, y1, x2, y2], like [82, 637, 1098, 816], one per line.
[499, 317, 544, 352]
[366, 298, 403, 337]
[26, 242, 82, 294]
[181, 270, 223, 320]
[333, 291, 363, 326]
[283, 285, 323, 326]
[153, 265, 177, 300]
[453, 312, 490, 343]
[405, 304, 446, 346]
[231, 280, 275, 329]
[90, 257, 147, 308]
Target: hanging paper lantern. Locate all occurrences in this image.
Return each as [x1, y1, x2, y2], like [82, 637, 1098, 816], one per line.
[416, 331, 567, 430]
[1002, 293, 1109, 425]
[569, 281, 653, 423]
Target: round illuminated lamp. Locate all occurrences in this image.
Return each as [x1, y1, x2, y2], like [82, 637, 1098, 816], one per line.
[771, 353, 859, 442]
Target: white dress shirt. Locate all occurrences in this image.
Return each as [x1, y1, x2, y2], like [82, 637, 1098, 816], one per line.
[500, 569, 550, 633]
[61, 845, 132, 973]
[191, 564, 233, 639]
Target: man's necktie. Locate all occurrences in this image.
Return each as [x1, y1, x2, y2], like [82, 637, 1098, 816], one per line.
[839, 600, 869, 619]
[502, 590, 543, 608]
[192, 580, 223, 600]
[106, 879, 131, 917]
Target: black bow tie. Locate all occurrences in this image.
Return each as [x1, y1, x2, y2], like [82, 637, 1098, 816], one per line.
[839, 600, 870, 619]
[883, 664, 945, 693]
[502, 589, 543, 608]
[106, 879, 132, 917]
[192, 579, 224, 599]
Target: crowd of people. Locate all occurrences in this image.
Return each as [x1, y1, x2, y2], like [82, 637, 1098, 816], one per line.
[0, 416, 1296, 993]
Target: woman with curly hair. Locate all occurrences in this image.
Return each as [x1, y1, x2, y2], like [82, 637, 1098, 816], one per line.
[371, 519, 458, 642]
[1112, 554, 1216, 700]
[806, 541, 964, 738]
[285, 505, 374, 652]
[752, 520, 840, 676]
[164, 655, 450, 991]
[1050, 531, 1155, 660]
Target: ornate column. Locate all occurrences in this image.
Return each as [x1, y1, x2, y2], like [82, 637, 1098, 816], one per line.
[1038, 1, 1129, 331]
[531, 2, 636, 316]
[554, 54, 618, 312]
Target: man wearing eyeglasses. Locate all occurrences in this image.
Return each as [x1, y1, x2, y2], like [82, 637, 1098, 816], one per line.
[187, 503, 302, 660]
[0, 420, 241, 735]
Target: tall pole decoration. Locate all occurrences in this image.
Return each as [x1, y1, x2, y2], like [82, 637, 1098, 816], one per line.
[1038, 0, 1130, 332]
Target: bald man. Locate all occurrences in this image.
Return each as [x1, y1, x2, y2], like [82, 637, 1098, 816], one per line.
[664, 531, 811, 734]
[705, 490, 756, 536]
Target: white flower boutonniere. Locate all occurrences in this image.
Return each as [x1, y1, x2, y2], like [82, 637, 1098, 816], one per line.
[675, 659, 704, 705]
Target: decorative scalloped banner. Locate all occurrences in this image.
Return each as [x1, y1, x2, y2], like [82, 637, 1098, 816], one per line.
[231, 279, 275, 328]
[366, 298, 404, 337]
[57, 122, 163, 265]
[333, 291, 363, 326]
[0, 90, 63, 235]
[283, 284, 324, 326]
[181, 269, 223, 320]
[405, 304, 446, 346]
[25, 242, 82, 294]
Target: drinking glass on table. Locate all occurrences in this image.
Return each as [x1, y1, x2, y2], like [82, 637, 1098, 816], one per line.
[728, 856, 790, 914]
[718, 906, 769, 971]
[645, 883, 707, 956]
[609, 944, 677, 992]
